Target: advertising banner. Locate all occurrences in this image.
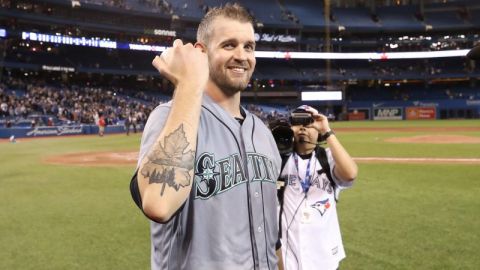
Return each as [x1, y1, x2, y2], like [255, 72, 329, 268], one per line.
[348, 108, 370, 120]
[0, 125, 144, 138]
[405, 107, 436, 120]
[373, 107, 403, 120]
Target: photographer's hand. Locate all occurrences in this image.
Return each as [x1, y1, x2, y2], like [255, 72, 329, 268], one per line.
[303, 107, 331, 135]
[304, 107, 357, 182]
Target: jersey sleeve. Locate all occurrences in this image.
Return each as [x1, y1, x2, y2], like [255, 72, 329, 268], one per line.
[136, 103, 171, 168]
[130, 103, 171, 211]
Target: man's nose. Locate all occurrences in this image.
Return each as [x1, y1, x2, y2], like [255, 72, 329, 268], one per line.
[233, 47, 247, 60]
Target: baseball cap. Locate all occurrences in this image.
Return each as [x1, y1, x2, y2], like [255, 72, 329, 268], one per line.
[289, 105, 315, 126]
[292, 105, 310, 113]
[467, 45, 480, 60]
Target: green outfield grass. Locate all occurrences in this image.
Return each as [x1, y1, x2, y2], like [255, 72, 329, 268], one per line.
[1, 120, 479, 270]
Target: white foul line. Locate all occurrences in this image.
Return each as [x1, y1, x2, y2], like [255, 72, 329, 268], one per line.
[354, 157, 480, 163]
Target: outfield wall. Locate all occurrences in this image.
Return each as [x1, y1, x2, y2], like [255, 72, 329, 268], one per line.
[0, 125, 144, 138]
[347, 99, 480, 120]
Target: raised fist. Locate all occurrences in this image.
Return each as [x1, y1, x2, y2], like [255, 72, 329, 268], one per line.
[152, 39, 209, 91]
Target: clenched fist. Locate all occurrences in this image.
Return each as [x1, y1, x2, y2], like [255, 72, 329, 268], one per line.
[152, 39, 209, 92]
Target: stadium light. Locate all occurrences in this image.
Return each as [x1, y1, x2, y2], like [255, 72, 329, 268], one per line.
[301, 91, 343, 101]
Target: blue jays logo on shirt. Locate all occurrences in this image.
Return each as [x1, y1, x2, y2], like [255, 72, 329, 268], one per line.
[193, 152, 276, 199]
[310, 198, 331, 216]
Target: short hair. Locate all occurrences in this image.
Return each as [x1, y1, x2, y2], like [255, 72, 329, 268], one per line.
[197, 3, 254, 45]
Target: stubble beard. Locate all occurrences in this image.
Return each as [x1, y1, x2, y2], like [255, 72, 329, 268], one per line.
[209, 63, 252, 97]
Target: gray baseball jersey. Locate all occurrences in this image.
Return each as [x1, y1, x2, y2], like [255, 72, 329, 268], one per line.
[137, 94, 282, 270]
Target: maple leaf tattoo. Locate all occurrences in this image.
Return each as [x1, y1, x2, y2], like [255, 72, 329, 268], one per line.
[141, 125, 195, 196]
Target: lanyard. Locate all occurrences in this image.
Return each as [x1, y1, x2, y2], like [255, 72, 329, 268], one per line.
[293, 152, 313, 194]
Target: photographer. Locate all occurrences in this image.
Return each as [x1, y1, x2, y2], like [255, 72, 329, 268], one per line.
[271, 105, 358, 270]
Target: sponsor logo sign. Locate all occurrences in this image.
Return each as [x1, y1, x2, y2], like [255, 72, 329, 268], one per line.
[348, 108, 370, 120]
[26, 126, 84, 137]
[254, 33, 297, 43]
[373, 107, 403, 120]
[406, 107, 436, 120]
[144, 29, 176, 37]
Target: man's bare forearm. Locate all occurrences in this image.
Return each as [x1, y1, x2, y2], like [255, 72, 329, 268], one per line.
[141, 124, 194, 195]
[137, 39, 208, 222]
[138, 85, 203, 222]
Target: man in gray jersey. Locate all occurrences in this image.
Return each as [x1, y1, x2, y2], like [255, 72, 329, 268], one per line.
[130, 3, 283, 270]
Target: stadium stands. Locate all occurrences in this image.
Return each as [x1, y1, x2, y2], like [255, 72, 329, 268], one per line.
[240, 0, 295, 27]
[376, 5, 424, 32]
[1, 0, 480, 122]
[423, 9, 470, 31]
[332, 6, 380, 32]
[282, 0, 328, 28]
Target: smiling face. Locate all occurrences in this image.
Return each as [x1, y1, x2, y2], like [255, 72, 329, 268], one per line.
[204, 16, 256, 96]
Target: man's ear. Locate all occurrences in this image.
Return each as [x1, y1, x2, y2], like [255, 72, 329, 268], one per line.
[194, 42, 207, 52]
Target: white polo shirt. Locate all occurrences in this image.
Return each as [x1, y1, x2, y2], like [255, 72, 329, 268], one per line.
[280, 148, 353, 270]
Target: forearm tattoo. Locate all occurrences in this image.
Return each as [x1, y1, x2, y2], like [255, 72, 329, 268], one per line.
[141, 125, 195, 196]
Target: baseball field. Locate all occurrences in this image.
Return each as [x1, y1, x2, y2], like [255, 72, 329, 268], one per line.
[1, 119, 479, 270]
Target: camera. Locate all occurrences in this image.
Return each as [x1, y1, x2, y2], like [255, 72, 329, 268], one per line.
[269, 118, 293, 154]
[269, 107, 319, 153]
[289, 112, 314, 126]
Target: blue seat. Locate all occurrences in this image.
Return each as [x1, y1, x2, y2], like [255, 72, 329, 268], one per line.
[376, 6, 424, 32]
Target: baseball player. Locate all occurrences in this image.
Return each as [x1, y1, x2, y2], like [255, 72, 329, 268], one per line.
[130, 4, 282, 270]
[279, 105, 358, 270]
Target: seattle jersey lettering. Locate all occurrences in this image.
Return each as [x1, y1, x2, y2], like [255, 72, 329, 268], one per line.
[194, 152, 276, 199]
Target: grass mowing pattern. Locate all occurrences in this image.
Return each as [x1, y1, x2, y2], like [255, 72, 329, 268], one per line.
[1, 120, 479, 269]
[340, 164, 480, 270]
[0, 134, 149, 270]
